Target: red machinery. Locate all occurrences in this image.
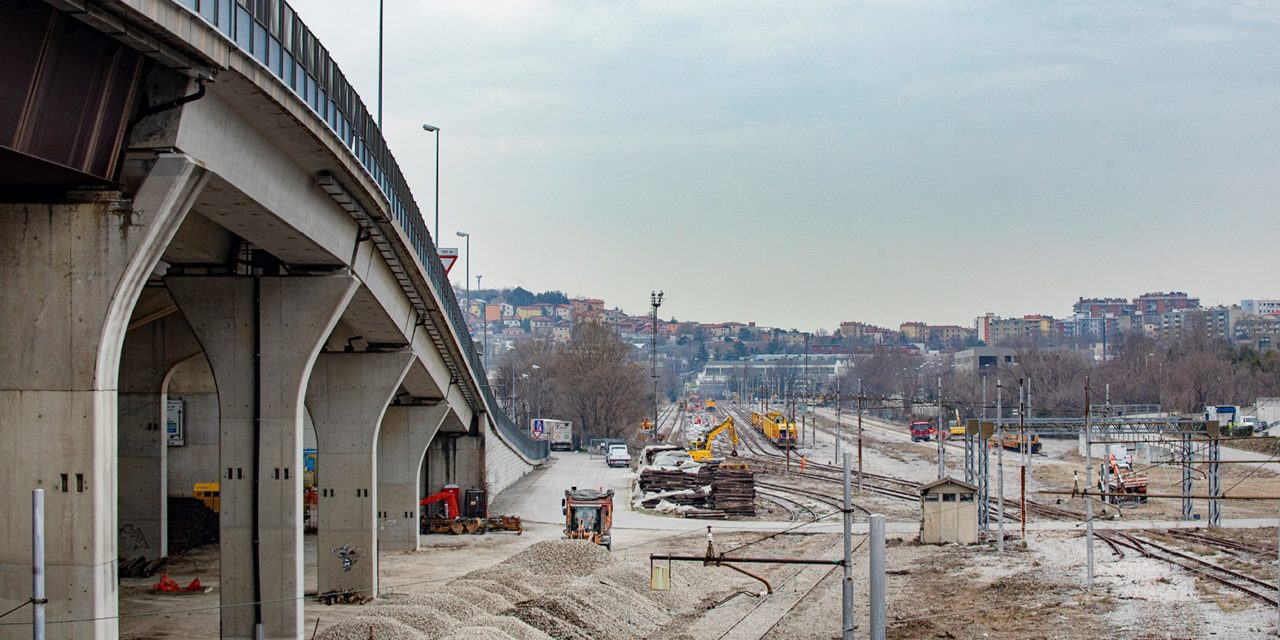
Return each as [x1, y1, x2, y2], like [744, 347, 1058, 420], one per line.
[419, 485, 522, 535]
[910, 421, 935, 442]
[1099, 453, 1148, 503]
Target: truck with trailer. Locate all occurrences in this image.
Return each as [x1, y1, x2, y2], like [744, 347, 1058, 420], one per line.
[532, 418, 574, 451]
[1202, 405, 1241, 429]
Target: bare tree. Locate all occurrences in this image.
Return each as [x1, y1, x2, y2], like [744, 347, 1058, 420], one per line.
[551, 322, 648, 440]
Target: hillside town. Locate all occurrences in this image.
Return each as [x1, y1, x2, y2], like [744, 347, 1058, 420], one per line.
[467, 287, 1280, 371]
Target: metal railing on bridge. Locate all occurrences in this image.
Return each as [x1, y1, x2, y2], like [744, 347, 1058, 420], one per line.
[174, 0, 547, 460]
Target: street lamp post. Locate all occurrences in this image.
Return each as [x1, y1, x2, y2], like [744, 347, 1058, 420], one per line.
[456, 231, 470, 309]
[378, 0, 384, 127]
[421, 124, 441, 241]
[650, 291, 664, 433]
[476, 274, 484, 368]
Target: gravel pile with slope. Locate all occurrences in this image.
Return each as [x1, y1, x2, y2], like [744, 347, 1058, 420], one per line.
[316, 616, 426, 640]
[500, 540, 614, 577]
[321, 538, 752, 640]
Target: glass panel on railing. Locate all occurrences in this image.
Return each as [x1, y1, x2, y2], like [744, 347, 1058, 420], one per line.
[253, 22, 267, 62]
[199, 0, 216, 23]
[269, 36, 281, 75]
[218, 0, 233, 35]
[234, 5, 252, 49]
[281, 51, 293, 86]
[282, 5, 294, 49]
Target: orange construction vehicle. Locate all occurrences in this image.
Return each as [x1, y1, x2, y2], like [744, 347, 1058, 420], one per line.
[419, 484, 522, 535]
[562, 487, 614, 550]
[1099, 453, 1148, 503]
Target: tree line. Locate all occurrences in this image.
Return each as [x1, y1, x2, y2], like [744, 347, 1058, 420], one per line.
[831, 330, 1280, 420]
[491, 322, 651, 441]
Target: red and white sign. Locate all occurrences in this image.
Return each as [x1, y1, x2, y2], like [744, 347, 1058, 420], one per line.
[439, 247, 459, 275]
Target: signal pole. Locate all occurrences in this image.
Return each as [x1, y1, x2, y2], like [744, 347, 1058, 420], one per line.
[936, 375, 945, 479]
[857, 378, 864, 494]
[650, 291, 664, 433]
[996, 378, 1004, 553]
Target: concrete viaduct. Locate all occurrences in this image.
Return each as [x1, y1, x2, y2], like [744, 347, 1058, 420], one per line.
[0, 0, 549, 638]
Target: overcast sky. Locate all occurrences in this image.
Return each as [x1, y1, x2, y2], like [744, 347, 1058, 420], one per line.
[291, 0, 1279, 331]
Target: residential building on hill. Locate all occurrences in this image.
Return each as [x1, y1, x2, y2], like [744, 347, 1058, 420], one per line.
[1134, 291, 1199, 316]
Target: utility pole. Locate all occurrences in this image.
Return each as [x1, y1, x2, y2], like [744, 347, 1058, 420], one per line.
[1085, 377, 1094, 589]
[842, 452, 855, 640]
[475, 274, 484, 366]
[857, 379, 864, 493]
[996, 378, 1004, 553]
[650, 291, 664, 433]
[936, 375, 945, 479]
[835, 376, 842, 460]
[869, 513, 886, 640]
[979, 376, 989, 531]
[1019, 377, 1026, 546]
[33, 489, 45, 640]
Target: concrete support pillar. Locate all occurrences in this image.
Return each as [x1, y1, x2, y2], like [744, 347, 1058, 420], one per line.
[117, 313, 202, 560]
[0, 154, 205, 640]
[377, 404, 448, 551]
[307, 352, 413, 596]
[166, 275, 358, 640]
[426, 433, 485, 492]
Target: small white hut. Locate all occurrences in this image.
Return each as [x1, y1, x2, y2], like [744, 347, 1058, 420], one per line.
[918, 477, 978, 544]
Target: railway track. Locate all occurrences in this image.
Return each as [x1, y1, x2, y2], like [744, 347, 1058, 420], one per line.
[1159, 528, 1277, 558]
[722, 402, 1085, 525]
[754, 487, 821, 522]
[1099, 531, 1280, 606]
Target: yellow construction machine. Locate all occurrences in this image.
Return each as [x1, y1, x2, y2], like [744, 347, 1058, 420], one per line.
[688, 416, 738, 462]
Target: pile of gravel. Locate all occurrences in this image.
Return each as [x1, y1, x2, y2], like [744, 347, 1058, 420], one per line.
[449, 578, 529, 604]
[439, 628, 516, 640]
[501, 540, 613, 577]
[443, 585, 513, 614]
[360, 604, 457, 630]
[316, 616, 426, 640]
[471, 614, 549, 640]
[317, 536, 755, 640]
[378, 592, 486, 620]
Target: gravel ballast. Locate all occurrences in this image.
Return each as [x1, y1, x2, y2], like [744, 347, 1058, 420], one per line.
[315, 538, 751, 640]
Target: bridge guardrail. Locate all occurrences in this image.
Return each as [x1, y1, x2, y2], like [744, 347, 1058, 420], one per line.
[175, 0, 546, 460]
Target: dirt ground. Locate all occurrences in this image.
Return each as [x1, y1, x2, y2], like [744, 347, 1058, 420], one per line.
[118, 407, 1279, 639]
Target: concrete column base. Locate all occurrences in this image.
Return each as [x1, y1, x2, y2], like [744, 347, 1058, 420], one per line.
[376, 404, 448, 551]
[306, 351, 414, 597]
[167, 274, 358, 640]
[0, 154, 205, 640]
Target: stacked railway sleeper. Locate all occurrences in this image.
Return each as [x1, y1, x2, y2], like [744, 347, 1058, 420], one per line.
[636, 461, 756, 518]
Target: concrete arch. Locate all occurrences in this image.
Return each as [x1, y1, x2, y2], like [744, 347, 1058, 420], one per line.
[376, 404, 450, 551]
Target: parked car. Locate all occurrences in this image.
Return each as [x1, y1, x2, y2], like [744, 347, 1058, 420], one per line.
[606, 444, 632, 468]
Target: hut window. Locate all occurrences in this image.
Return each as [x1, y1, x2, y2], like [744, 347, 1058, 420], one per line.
[959, 494, 974, 502]
[942, 494, 957, 502]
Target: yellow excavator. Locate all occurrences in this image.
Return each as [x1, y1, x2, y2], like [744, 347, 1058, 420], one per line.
[688, 416, 738, 462]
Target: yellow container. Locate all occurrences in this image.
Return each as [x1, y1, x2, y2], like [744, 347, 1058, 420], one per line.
[193, 482, 220, 513]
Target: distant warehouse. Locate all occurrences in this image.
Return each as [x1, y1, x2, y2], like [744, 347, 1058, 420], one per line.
[953, 347, 1018, 373]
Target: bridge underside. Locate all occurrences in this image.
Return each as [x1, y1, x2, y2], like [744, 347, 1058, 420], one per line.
[0, 2, 542, 638]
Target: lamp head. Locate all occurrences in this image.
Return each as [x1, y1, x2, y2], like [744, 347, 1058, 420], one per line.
[422, 124, 439, 132]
